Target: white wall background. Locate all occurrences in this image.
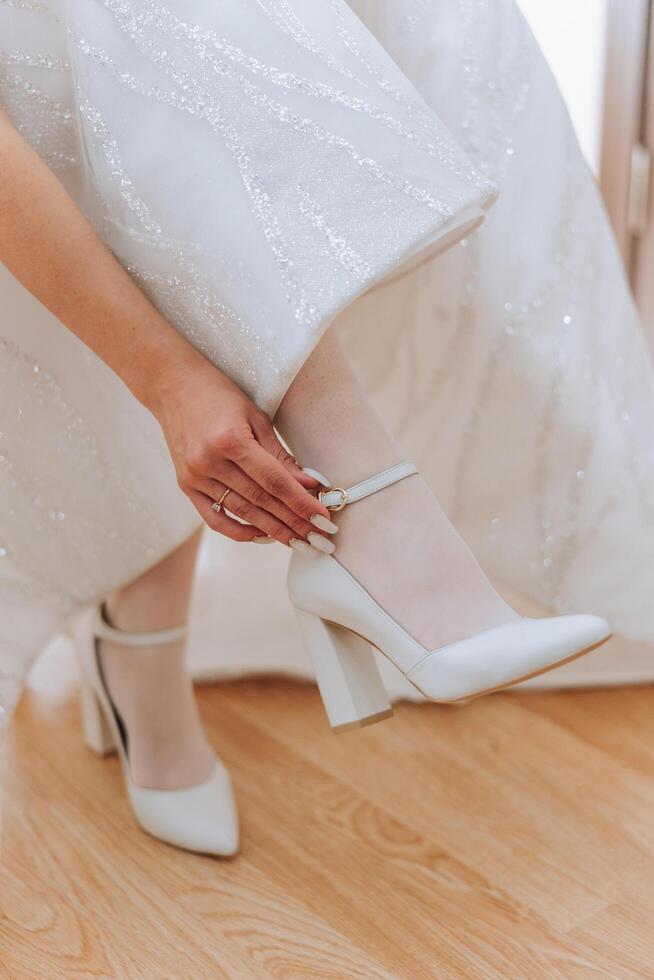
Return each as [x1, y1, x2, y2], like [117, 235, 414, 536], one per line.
[517, 0, 609, 172]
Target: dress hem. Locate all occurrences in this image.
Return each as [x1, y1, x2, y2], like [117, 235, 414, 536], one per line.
[268, 200, 491, 418]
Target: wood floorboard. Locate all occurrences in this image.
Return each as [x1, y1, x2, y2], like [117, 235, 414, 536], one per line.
[1, 668, 653, 979]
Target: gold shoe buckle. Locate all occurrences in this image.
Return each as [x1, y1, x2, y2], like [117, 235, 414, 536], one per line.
[318, 487, 348, 511]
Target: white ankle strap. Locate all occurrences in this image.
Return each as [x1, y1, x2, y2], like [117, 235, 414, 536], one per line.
[319, 462, 417, 511]
[94, 605, 187, 647]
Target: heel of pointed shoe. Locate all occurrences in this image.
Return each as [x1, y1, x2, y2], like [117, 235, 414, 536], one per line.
[79, 675, 116, 755]
[294, 609, 393, 732]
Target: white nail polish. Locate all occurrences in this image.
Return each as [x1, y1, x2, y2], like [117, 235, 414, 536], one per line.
[307, 532, 336, 554]
[302, 467, 331, 488]
[252, 535, 275, 543]
[289, 538, 314, 555]
[310, 514, 339, 534]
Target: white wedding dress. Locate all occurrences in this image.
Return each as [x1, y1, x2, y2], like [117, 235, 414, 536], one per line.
[1, 0, 654, 741]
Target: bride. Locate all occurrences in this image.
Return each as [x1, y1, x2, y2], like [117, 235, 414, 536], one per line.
[0, 0, 641, 856]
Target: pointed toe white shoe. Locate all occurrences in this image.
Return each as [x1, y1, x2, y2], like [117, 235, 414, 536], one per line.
[125, 766, 238, 857]
[288, 463, 612, 732]
[76, 606, 239, 856]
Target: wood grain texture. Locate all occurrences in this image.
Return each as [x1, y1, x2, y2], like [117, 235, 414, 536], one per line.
[2, 653, 654, 979]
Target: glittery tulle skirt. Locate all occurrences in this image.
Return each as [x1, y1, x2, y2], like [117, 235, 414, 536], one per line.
[2, 0, 654, 752]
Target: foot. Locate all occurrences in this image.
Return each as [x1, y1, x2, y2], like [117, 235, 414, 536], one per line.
[332, 471, 519, 652]
[97, 632, 216, 791]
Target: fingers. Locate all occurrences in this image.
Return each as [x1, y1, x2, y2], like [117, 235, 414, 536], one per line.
[187, 489, 262, 543]
[181, 414, 337, 548]
[235, 439, 333, 525]
[204, 474, 333, 547]
[204, 483, 303, 547]
[249, 414, 321, 491]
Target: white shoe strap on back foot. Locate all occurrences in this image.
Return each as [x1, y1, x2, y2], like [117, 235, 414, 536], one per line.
[318, 462, 418, 511]
[94, 604, 187, 647]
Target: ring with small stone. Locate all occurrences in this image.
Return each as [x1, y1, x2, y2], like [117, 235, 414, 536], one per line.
[211, 488, 231, 513]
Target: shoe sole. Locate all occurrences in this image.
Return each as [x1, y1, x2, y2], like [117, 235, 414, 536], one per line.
[332, 708, 395, 733]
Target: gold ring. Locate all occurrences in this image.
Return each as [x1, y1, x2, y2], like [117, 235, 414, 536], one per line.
[211, 488, 231, 513]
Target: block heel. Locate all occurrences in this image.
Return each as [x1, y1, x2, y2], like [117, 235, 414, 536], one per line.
[294, 608, 393, 732]
[79, 674, 116, 755]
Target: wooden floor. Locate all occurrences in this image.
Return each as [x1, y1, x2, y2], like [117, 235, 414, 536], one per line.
[2, 659, 654, 979]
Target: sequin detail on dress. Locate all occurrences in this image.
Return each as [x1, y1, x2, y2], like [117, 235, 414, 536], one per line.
[0, 0, 494, 742]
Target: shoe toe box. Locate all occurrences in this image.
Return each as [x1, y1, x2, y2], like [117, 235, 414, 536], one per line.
[406, 613, 612, 702]
[128, 760, 239, 857]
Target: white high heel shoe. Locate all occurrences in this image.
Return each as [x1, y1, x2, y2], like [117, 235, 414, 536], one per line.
[75, 605, 239, 856]
[289, 463, 612, 731]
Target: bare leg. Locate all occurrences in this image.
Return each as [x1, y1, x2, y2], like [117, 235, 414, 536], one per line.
[99, 529, 215, 789]
[98, 327, 514, 789]
[276, 330, 518, 651]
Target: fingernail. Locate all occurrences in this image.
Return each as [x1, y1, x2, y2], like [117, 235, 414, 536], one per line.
[252, 535, 275, 544]
[289, 538, 314, 555]
[302, 467, 331, 488]
[307, 532, 336, 555]
[310, 514, 339, 534]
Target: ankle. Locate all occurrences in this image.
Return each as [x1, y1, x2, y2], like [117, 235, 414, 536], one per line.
[305, 449, 404, 494]
[276, 339, 404, 490]
[325, 470, 517, 649]
[333, 472, 428, 555]
[104, 587, 188, 634]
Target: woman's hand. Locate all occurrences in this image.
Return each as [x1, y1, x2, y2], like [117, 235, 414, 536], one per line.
[147, 349, 336, 547]
[0, 111, 335, 550]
